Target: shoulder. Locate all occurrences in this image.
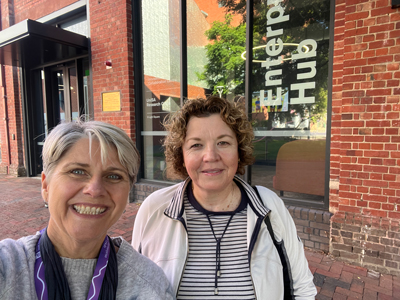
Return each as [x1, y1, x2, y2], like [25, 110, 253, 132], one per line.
[253, 185, 287, 212]
[251, 185, 294, 239]
[115, 238, 174, 299]
[0, 234, 39, 263]
[0, 234, 39, 299]
[137, 183, 181, 216]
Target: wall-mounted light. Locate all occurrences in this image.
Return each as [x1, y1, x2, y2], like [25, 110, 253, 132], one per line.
[105, 60, 112, 69]
[392, 0, 400, 8]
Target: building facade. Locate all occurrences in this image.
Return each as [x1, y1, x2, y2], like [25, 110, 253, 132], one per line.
[0, 0, 399, 276]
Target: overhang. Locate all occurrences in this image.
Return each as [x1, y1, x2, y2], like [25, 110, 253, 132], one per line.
[0, 19, 88, 68]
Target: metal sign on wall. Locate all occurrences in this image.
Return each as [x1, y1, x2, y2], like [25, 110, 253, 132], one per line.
[102, 91, 121, 112]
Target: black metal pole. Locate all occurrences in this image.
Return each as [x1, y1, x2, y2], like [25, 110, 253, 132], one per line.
[132, 0, 145, 181]
[180, 0, 188, 105]
[244, 0, 253, 185]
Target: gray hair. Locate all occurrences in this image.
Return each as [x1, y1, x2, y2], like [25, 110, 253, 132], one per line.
[42, 119, 140, 186]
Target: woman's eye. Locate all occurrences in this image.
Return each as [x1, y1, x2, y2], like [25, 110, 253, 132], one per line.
[190, 143, 201, 149]
[218, 141, 229, 146]
[71, 169, 85, 175]
[108, 174, 122, 180]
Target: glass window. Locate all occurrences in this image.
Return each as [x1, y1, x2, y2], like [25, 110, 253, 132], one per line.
[249, 0, 330, 203]
[141, 0, 181, 180]
[141, 0, 247, 181]
[187, 0, 245, 101]
[139, 0, 330, 204]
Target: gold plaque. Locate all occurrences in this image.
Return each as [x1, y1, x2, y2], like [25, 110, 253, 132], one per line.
[102, 91, 121, 112]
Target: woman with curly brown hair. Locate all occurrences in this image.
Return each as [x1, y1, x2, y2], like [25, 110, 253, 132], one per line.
[132, 96, 316, 300]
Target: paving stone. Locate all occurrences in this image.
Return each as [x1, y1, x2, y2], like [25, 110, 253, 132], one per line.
[326, 277, 351, 290]
[363, 288, 378, 300]
[314, 272, 326, 287]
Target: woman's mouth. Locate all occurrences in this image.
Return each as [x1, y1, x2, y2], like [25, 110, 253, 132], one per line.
[73, 205, 106, 215]
[202, 169, 222, 174]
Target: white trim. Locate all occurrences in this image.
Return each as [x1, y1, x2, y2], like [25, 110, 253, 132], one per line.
[141, 131, 168, 136]
[253, 130, 326, 137]
[141, 130, 326, 138]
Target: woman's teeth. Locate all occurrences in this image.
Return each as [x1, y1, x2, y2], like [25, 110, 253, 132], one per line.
[73, 205, 106, 215]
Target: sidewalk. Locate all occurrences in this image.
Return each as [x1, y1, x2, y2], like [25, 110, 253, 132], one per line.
[0, 174, 398, 299]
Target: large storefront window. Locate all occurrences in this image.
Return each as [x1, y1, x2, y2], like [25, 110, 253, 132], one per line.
[141, 0, 245, 180]
[139, 0, 330, 205]
[249, 0, 330, 203]
[141, 0, 181, 180]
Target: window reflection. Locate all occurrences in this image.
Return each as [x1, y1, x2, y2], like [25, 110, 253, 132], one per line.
[249, 0, 330, 202]
[142, 0, 244, 180]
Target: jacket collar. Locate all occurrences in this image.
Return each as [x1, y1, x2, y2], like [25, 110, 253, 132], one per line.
[164, 176, 270, 220]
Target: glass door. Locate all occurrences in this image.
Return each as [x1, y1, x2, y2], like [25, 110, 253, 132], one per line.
[51, 63, 79, 123]
[30, 60, 85, 176]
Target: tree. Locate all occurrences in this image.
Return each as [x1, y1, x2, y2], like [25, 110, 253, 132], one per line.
[197, 14, 247, 96]
[199, 0, 330, 130]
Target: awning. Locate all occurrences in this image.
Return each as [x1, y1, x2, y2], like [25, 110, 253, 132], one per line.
[0, 19, 88, 67]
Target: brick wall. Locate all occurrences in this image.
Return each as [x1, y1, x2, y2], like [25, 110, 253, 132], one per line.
[330, 0, 400, 276]
[132, 182, 331, 252]
[0, 0, 27, 176]
[88, 0, 136, 140]
[4, 65, 26, 176]
[14, 0, 77, 23]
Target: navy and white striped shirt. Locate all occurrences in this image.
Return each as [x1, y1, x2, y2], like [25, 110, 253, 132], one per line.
[177, 184, 256, 300]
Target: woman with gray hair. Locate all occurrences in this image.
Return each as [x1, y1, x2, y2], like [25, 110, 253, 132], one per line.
[0, 120, 174, 300]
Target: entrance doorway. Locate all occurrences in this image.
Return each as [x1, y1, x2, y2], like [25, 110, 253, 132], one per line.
[50, 63, 80, 123]
[29, 59, 90, 176]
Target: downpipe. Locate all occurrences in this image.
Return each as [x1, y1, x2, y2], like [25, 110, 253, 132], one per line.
[0, 64, 11, 174]
[0, 5, 11, 174]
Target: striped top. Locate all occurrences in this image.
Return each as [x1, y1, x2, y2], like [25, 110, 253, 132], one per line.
[177, 183, 256, 300]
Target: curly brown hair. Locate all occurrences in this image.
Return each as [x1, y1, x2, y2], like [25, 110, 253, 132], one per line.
[163, 96, 255, 180]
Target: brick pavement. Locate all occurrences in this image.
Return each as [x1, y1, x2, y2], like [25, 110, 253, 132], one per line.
[0, 174, 399, 299]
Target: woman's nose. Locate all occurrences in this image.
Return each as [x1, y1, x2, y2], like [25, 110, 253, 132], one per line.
[83, 176, 106, 197]
[203, 145, 219, 161]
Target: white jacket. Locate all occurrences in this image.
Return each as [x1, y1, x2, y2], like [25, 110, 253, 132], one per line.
[132, 176, 317, 299]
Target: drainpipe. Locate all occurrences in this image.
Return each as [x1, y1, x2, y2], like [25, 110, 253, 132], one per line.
[0, 7, 11, 174]
[0, 65, 11, 174]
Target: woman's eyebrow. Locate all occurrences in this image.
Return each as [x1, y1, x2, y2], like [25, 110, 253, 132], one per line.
[105, 166, 129, 175]
[217, 134, 235, 139]
[62, 162, 90, 168]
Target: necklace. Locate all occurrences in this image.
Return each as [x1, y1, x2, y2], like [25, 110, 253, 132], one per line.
[192, 182, 238, 211]
[206, 213, 235, 295]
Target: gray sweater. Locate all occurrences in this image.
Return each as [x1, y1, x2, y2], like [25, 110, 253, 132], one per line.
[0, 233, 175, 300]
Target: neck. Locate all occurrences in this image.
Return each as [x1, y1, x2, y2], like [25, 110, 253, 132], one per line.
[192, 181, 240, 212]
[46, 222, 105, 259]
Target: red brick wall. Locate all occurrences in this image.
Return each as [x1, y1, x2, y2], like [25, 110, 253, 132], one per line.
[330, 0, 400, 275]
[0, 0, 28, 176]
[88, 0, 136, 140]
[14, 0, 77, 23]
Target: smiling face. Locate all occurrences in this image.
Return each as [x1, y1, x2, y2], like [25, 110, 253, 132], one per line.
[182, 114, 239, 196]
[42, 138, 131, 257]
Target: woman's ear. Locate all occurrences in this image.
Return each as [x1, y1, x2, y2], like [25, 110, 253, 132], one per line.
[41, 172, 49, 202]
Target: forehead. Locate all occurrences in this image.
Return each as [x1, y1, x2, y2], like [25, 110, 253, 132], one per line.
[186, 114, 235, 137]
[59, 138, 119, 165]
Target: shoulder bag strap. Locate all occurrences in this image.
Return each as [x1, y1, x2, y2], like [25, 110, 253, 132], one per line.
[252, 186, 295, 300]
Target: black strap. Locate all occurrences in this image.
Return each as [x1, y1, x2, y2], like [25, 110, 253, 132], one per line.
[252, 186, 295, 300]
